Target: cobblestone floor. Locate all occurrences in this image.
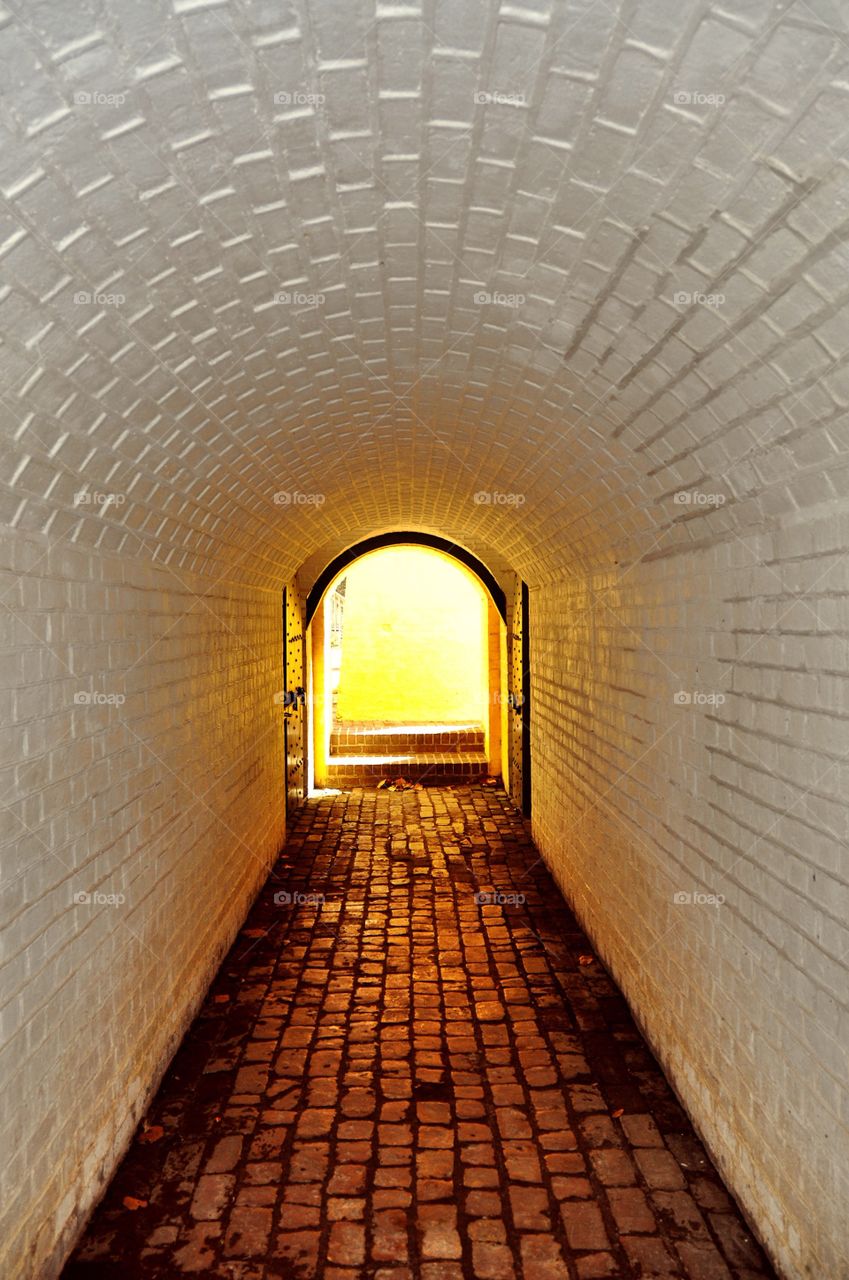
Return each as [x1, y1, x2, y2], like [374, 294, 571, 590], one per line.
[64, 786, 776, 1280]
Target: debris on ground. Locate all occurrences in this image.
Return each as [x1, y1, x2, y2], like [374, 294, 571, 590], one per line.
[68, 789, 777, 1280]
[122, 1197, 148, 1211]
[578, 954, 595, 966]
[138, 1125, 164, 1145]
[377, 776, 420, 791]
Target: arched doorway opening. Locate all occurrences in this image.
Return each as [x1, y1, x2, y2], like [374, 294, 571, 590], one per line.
[306, 540, 509, 791]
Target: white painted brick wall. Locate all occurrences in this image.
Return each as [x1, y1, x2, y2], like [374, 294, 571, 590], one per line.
[0, 526, 288, 1278]
[1, 0, 849, 1275]
[0, 0, 846, 590]
[530, 508, 849, 1280]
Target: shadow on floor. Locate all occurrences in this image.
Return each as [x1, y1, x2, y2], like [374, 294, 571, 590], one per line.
[63, 784, 776, 1280]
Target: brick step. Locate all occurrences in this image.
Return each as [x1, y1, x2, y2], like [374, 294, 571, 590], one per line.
[326, 750, 489, 788]
[330, 721, 485, 755]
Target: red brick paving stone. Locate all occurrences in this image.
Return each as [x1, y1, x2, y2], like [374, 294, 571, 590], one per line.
[509, 1185, 550, 1230]
[375, 1187, 412, 1208]
[245, 1159, 282, 1184]
[579, 1114, 621, 1148]
[503, 1141, 542, 1182]
[520, 1235, 570, 1280]
[589, 1145, 638, 1185]
[634, 1146, 689, 1190]
[465, 1165, 500, 1188]
[575, 1255, 620, 1279]
[607, 1185, 657, 1233]
[460, 1143, 497, 1168]
[621, 1233, 683, 1276]
[472, 1241, 516, 1279]
[466, 1189, 502, 1216]
[223, 1207, 272, 1256]
[674, 1242, 735, 1280]
[475, 1001, 506, 1021]
[328, 1164, 366, 1195]
[327, 1196, 365, 1220]
[545, 1151, 585, 1175]
[328, 1220, 366, 1265]
[708, 1213, 774, 1271]
[147, 1226, 180, 1247]
[469, 1219, 507, 1245]
[342, 1088, 375, 1116]
[420, 1124, 455, 1147]
[420, 1177, 455, 1201]
[249, 1129, 286, 1160]
[691, 1177, 735, 1213]
[551, 1175, 593, 1199]
[172, 1223, 222, 1273]
[189, 1173, 235, 1220]
[496, 1107, 533, 1139]
[206, 1134, 244, 1173]
[492, 1084, 525, 1105]
[652, 1189, 713, 1239]
[273, 1229, 320, 1273]
[214, 1264, 267, 1280]
[379, 1172, 417, 1187]
[621, 1113, 666, 1147]
[289, 1143, 329, 1182]
[420, 1203, 463, 1259]
[62, 787, 777, 1280]
[295, 1107, 335, 1138]
[560, 1200, 611, 1251]
[238, 1186, 276, 1207]
[419, 1101, 452, 1122]
[373, 1207, 410, 1261]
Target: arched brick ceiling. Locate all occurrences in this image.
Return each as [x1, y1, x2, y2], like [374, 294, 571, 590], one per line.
[1, 0, 848, 588]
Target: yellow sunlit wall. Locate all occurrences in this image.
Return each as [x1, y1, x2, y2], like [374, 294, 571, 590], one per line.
[335, 546, 488, 724]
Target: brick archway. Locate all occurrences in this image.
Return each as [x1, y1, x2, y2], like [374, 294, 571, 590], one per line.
[306, 542, 510, 792]
[305, 532, 508, 627]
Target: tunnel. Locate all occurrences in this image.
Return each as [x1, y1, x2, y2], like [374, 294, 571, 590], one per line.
[1, 1, 848, 1277]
